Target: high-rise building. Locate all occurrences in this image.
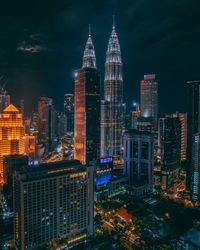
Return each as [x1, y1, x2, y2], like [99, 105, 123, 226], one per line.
[140, 74, 158, 130]
[56, 111, 66, 139]
[74, 28, 100, 165]
[171, 112, 187, 161]
[101, 20, 123, 163]
[0, 104, 25, 184]
[131, 103, 140, 129]
[19, 99, 25, 118]
[0, 84, 10, 113]
[159, 117, 181, 189]
[186, 81, 200, 191]
[123, 129, 154, 198]
[13, 160, 94, 250]
[191, 133, 200, 201]
[38, 97, 54, 152]
[64, 93, 74, 135]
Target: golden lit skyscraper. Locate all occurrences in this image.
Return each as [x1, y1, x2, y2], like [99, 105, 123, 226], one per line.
[0, 104, 25, 184]
[74, 28, 100, 165]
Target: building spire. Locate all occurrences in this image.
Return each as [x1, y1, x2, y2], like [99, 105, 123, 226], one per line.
[112, 15, 115, 29]
[89, 24, 91, 37]
[105, 17, 122, 66]
[82, 25, 96, 69]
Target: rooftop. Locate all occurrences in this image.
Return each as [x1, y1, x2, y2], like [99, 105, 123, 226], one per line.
[18, 160, 85, 181]
[3, 104, 19, 113]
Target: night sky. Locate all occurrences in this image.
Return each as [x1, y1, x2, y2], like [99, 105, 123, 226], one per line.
[0, 0, 200, 114]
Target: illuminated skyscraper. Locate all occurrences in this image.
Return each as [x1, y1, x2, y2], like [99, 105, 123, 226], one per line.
[123, 129, 154, 197]
[187, 81, 200, 191]
[74, 27, 100, 165]
[38, 96, 54, 152]
[171, 112, 187, 161]
[0, 104, 25, 184]
[159, 117, 181, 189]
[140, 74, 158, 130]
[131, 104, 141, 129]
[101, 19, 123, 163]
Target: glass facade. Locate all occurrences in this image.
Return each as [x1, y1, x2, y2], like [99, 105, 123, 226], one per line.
[123, 130, 154, 197]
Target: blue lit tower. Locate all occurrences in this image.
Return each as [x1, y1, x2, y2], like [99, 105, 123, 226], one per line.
[101, 18, 123, 163]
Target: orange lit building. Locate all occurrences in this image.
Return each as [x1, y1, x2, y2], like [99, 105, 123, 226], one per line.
[0, 104, 25, 184]
[171, 112, 187, 161]
[74, 29, 100, 165]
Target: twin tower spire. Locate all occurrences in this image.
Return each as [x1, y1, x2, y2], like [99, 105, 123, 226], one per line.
[82, 17, 121, 69]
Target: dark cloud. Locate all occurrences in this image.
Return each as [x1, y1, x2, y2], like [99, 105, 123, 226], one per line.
[0, 0, 199, 114]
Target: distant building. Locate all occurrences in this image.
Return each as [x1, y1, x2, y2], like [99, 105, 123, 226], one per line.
[131, 104, 140, 129]
[159, 117, 181, 189]
[55, 111, 66, 139]
[30, 112, 39, 138]
[123, 129, 154, 198]
[74, 29, 100, 165]
[64, 93, 74, 135]
[0, 104, 25, 184]
[191, 134, 200, 201]
[19, 99, 25, 118]
[187, 81, 200, 191]
[171, 112, 187, 161]
[38, 96, 54, 152]
[23, 134, 36, 161]
[14, 160, 94, 250]
[0, 86, 10, 113]
[140, 74, 158, 131]
[101, 21, 123, 164]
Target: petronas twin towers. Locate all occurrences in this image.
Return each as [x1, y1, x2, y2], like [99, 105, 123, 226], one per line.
[74, 19, 123, 165]
[102, 21, 123, 163]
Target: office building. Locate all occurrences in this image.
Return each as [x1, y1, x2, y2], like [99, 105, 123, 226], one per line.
[171, 112, 187, 161]
[140, 74, 158, 130]
[74, 28, 100, 165]
[131, 103, 140, 129]
[14, 160, 94, 250]
[123, 129, 154, 198]
[187, 81, 200, 191]
[101, 20, 123, 163]
[159, 117, 181, 189]
[0, 104, 25, 184]
[38, 96, 54, 152]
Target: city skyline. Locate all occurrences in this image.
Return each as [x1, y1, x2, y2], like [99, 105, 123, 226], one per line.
[1, 2, 200, 249]
[0, 1, 200, 114]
